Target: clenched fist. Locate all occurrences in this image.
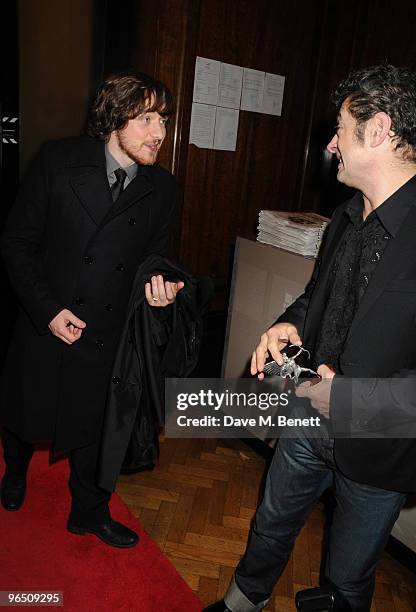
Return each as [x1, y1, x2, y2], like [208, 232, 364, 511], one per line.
[48, 309, 86, 345]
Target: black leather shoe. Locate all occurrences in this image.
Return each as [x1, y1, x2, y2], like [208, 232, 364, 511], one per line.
[295, 586, 351, 611]
[67, 518, 139, 548]
[0, 476, 27, 511]
[202, 601, 232, 612]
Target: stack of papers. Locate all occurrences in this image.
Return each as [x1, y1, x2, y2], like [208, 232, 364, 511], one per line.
[257, 211, 329, 258]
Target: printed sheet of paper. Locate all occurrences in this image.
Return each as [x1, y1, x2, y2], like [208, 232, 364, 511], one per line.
[262, 73, 285, 116]
[218, 62, 243, 109]
[240, 68, 265, 112]
[193, 56, 220, 106]
[213, 107, 240, 151]
[189, 102, 216, 148]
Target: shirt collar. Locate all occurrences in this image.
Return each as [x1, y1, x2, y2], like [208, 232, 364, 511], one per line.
[376, 174, 416, 236]
[344, 193, 365, 228]
[344, 174, 416, 236]
[105, 146, 138, 182]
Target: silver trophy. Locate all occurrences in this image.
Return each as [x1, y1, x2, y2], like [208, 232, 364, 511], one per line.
[262, 345, 320, 385]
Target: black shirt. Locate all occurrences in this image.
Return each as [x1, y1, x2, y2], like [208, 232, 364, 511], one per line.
[313, 174, 416, 372]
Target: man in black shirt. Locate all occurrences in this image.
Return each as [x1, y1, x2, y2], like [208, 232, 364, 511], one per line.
[204, 65, 416, 611]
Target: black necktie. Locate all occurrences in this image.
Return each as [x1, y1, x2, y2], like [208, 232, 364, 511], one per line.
[110, 168, 127, 202]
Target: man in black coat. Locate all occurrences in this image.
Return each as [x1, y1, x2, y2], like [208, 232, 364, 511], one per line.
[0, 72, 183, 548]
[205, 66, 416, 610]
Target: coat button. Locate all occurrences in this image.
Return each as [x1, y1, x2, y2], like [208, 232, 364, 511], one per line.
[96, 340, 104, 350]
[116, 263, 125, 271]
[75, 297, 85, 305]
[105, 303, 113, 311]
[83, 255, 94, 264]
[112, 376, 121, 384]
[129, 217, 136, 226]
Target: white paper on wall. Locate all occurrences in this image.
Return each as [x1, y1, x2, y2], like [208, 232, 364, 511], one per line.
[240, 67, 265, 112]
[218, 62, 243, 109]
[193, 56, 220, 106]
[190, 57, 286, 151]
[213, 107, 240, 151]
[189, 102, 216, 149]
[262, 73, 285, 116]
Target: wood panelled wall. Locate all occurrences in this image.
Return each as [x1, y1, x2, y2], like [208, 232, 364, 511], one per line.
[133, 0, 330, 289]
[128, 0, 416, 298]
[18, 0, 416, 302]
[302, 0, 416, 219]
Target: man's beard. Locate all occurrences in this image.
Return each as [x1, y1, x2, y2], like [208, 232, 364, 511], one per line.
[116, 132, 160, 166]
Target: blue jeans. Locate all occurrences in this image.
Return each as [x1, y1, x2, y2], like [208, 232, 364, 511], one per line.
[225, 436, 406, 612]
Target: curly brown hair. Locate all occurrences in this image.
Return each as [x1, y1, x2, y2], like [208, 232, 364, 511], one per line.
[333, 65, 416, 163]
[86, 71, 174, 140]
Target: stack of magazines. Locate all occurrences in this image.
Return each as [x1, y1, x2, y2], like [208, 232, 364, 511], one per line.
[257, 210, 330, 258]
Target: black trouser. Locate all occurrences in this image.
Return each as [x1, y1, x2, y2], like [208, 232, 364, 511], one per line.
[1, 427, 111, 524]
[2, 427, 33, 482]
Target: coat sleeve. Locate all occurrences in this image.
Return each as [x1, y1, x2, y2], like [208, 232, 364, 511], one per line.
[331, 369, 416, 437]
[1, 143, 64, 334]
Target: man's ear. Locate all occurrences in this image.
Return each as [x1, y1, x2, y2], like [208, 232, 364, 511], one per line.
[368, 112, 392, 147]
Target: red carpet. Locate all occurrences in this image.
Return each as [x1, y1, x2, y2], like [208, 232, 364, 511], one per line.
[0, 447, 202, 612]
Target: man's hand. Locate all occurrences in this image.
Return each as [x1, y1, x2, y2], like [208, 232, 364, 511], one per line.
[251, 322, 302, 380]
[295, 364, 335, 419]
[145, 274, 185, 307]
[48, 309, 86, 345]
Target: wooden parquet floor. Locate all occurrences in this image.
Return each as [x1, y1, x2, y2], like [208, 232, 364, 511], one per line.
[116, 436, 416, 611]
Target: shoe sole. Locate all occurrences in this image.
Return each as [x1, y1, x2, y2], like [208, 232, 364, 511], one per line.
[67, 524, 139, 548]
[1, 502, 24, 511]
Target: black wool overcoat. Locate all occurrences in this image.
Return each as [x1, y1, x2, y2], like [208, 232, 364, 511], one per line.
[0, 136, 176, 452]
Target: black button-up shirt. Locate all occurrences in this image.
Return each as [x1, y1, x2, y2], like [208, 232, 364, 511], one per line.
[313, 174, 416, 372]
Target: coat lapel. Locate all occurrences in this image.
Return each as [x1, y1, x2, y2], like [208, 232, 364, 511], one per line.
[69, 139, 112, 226]
[347, 203, 416, 341]
[70, 167, 113, 226]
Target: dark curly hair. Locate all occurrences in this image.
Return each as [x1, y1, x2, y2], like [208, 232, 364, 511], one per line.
[333, 65, 416, 162]
[86, 71, 174, 140]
